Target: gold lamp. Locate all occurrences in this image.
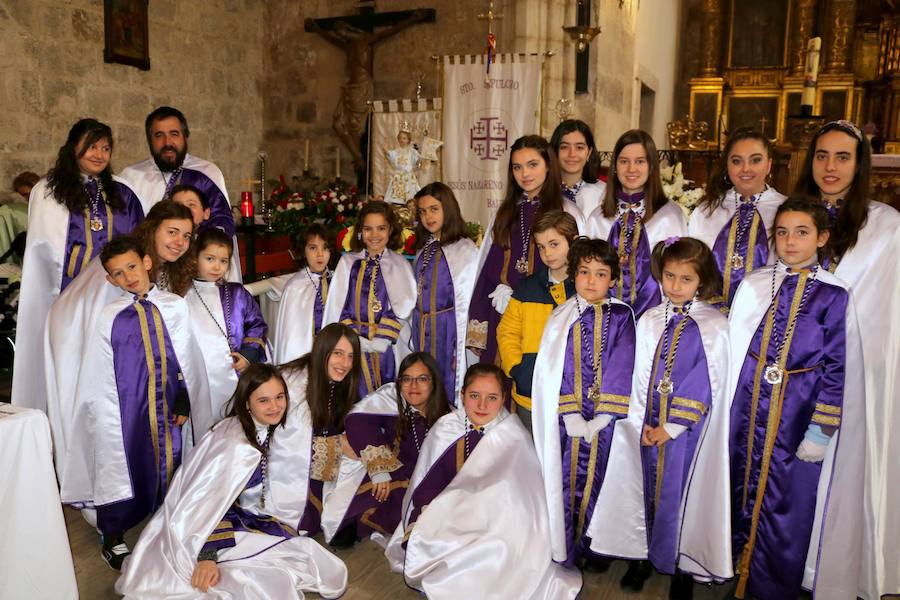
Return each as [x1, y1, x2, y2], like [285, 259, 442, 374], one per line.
[563, 24, 602, 52]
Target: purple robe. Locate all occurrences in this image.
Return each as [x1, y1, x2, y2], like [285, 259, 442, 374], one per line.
[199, 462, 299, 556]
[62, 179, 144, 291]
[96, 297, 187, 535]
[607, 191, 659, 320]
[219, 282, 268, 362]
[299, 422, 344, 536]
[412, 241, 457, 401]
[711, 198, 769, 309]
[640, 310, 712, 574]
[469, 197, 544, 365]
[164, 167, 235, 237]
[337, 408, 428, 538]
[339, 256, 403, 396]
[558, 301, 635, 565]
[403, 428, 483, 546]
[729, 272, 848, 599]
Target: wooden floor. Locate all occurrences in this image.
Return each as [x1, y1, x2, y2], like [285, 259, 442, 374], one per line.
[66, 506, 730, 599]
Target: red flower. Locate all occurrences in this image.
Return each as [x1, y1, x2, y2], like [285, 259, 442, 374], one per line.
[336, 214, 346, 224]
[336, 227, 349, 248]
[404, 233, 417, 255]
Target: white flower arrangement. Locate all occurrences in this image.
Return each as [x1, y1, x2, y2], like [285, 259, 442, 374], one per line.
[661, 162, 705, 218]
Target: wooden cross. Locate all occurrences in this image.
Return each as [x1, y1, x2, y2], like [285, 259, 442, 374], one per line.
[759, 115, 770, 137]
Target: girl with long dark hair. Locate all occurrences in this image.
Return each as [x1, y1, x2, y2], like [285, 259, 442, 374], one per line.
[550, 119, 606, 236]
[116, 364, 348, 598]
[320, 352, 451, 548]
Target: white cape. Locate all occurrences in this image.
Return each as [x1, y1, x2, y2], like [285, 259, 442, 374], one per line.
[727, 264, 866, 600]
[826, 201, 900, 600]
[119, 154, 241, 282]
[273, 269, 324, 364]
[60, 287, 211, 506]
[384, 409, 582, 599]
[530, 295, 641, 561]
[412, 237, 479, 397]
[566, 180, 607, 237]
[115, 415, 347, 599]
[619, 300, 733, 580]
[13, 175, 142, 412]
[320, 383, 399, 545]
[687, 187, 786, 260]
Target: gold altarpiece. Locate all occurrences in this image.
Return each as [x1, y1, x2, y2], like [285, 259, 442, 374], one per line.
[688, 0, 862, 150]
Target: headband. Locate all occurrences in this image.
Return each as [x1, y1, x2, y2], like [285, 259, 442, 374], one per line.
[822, 119, 863, 142]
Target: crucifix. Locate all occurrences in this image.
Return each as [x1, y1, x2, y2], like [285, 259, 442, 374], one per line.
[305, 3, 435, 181]
[759, 115, 770, 137]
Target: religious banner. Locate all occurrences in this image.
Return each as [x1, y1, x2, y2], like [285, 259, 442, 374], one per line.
[370, 99, 442, 204]
[442, 53, 543, 226]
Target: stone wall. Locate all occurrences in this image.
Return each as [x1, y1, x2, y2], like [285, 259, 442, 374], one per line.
[0, 0, 264, 204]
[262, 0, 487, 183]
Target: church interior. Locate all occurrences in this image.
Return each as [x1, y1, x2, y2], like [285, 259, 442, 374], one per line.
[2, 1, 899, 599]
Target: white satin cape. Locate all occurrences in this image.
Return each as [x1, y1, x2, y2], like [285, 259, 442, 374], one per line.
[531, 295, 641, 562]
[320, 383, 399, 546]
[384, 408, 582, 599]
[687, 187, 786, 260]
[59, 287, 211, 506]
[412, 238, 478, 397]
[593, 198, 688, 243]
[825, 201, 900, 600]
[119, 154, 241, 282]
[727, 264, 866, 600]
[273, 269, 322, 364]
[115, 415, 347, 599]
[567, 180, 607, 237]
[13, 176, 143, 412]
[185, 281, 240, 437]
[618, 300, 733, 581]
[323, 249, 416, 366]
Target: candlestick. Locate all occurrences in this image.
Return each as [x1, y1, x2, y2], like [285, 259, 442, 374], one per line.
[336, 146, 341, 180]
[304, 140, 310, 171]
[801, 37, 821, 113]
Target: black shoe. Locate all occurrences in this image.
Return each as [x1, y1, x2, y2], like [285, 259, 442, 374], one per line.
[329, 523, 358, 549]
[100, 538, 131, 571]
[669, 571, 694, 600]
[620, 560, 653, 592]
[577, 555, 612, 573]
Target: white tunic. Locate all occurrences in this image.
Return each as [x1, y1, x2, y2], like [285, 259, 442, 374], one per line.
[565, 180, 607, 237]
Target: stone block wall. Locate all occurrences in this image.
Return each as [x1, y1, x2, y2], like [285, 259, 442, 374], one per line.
[0, 0, 263, 204]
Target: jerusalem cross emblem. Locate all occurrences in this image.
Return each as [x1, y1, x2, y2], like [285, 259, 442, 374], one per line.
[469, 116, 508, 161]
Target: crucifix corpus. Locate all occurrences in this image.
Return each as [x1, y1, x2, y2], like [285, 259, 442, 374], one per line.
[306, 5, 435, 179]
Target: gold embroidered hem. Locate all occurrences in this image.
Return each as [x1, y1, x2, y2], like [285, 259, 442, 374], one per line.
[311, 435, 341, 482]
[360, 444, 403, 476]
[466, 319, 488, 349]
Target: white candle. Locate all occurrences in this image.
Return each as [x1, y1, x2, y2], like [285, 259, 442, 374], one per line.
[802, 37, 821, 107]
[304, 140, 310, 171]
[336, 146, 341, 179]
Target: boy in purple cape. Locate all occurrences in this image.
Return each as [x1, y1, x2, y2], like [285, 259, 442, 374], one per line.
[69, 236, 206, 570]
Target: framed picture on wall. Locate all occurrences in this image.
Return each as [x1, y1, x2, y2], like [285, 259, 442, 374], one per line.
[103, 0, 150, 70]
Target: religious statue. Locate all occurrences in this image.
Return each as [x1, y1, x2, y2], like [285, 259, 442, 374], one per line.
[382, 121, 421, 205]
[305, 9, 430, 174]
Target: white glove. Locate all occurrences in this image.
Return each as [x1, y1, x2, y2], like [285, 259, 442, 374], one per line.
[360, 337, 390, 354]
[586, 414, 613, 438]
[796, 438, 827, 463]
[488, 284, 514, 314]
[563, 413, 591, 438]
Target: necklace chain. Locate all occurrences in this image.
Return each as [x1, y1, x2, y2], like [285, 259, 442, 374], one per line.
[304, 266, 329, 308]
[617, 197, 645, 262]
[85, 177, 105, 231]
[259, 427, 272, 509]
[765, 261, 818, 382]
[575, 296, 611, 399]
[366, 250, 384, 314]
[416, 236, 439, 299]
[515, 195, 536, 274]
[656, 300, 692, 395]
[191, 281, 234, 351]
